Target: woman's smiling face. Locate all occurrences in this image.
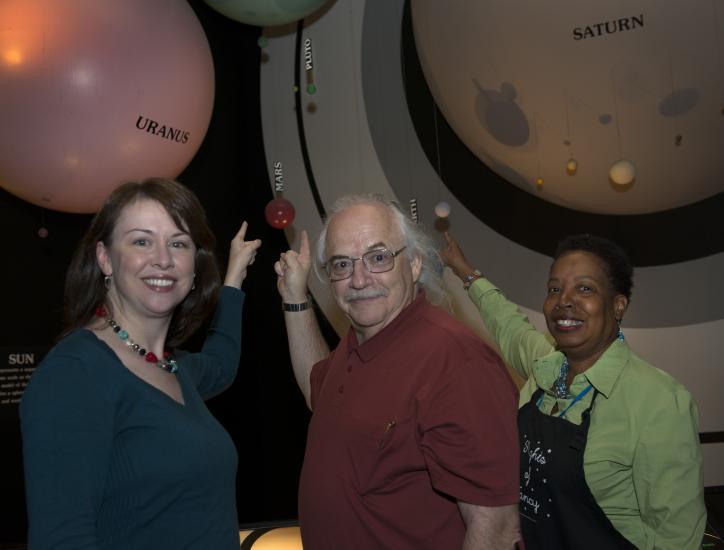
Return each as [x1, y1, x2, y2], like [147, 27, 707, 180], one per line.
[543, 250, 627, 366]
[96, 198, 196, 321]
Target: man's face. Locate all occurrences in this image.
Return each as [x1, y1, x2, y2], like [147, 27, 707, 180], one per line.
[325, 203, 421, 343]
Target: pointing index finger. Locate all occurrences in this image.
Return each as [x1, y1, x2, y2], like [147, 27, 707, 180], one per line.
[236, 221, 249, 240]
[299, 230, 310, 260]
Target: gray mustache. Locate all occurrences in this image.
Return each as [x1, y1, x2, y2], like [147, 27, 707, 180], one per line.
[345, 288, 388, 302]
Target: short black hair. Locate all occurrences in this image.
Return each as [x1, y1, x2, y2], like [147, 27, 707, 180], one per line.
[554, 234, 634, 300]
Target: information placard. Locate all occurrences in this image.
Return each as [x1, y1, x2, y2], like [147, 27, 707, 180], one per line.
[0, 347, 49, 416]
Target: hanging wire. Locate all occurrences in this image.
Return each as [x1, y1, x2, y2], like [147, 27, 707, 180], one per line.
[293, 20, 325, 218]
[533, 113, 543, 187]
[400, 26, 417, 221]
[565, 95, 571, 143]
[432, 98, 443, 178]
[610, 69, 624, 158]
[428, 96, 448, 221]
[711, 0, 724, 112]
[396, 2, 426, 224]
[667, 48, 683, 146]
[564, 91, 574, 154]
[346, 8, 367, 195]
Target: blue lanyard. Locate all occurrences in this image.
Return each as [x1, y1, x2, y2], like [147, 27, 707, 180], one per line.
[537, 383, 594, 418]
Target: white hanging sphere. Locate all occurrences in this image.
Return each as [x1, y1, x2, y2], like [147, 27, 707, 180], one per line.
[609, 159, 636, 185]
[434, 201, 451, 218]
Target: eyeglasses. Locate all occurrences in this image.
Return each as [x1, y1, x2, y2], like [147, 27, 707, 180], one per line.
[323, 246, 407, 281]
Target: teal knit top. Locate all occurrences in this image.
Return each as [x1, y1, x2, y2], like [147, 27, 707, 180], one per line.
[21, 286, 244, 550]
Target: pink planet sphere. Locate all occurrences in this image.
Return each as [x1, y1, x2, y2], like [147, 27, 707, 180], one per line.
[0, 0, 215, 213]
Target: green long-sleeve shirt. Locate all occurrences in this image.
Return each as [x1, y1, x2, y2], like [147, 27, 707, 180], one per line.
[469, 278, 706, 549]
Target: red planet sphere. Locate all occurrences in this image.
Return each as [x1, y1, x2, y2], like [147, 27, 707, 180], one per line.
[264, 198, 296, 229]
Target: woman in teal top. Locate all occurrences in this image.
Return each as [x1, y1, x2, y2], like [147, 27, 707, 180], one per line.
[21, 179, 261, 550]
[442, 233, 705, 549]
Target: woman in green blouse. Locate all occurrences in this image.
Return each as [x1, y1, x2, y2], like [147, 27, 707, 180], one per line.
[442, 232, 705, 549]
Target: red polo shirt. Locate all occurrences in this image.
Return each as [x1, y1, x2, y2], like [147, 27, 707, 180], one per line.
[299, 293, 519, 549]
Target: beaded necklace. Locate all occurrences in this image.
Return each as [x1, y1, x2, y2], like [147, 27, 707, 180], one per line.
[553, 328, 625, 399]
[95, 306, 178, 373]
[553, 357, 571, 399]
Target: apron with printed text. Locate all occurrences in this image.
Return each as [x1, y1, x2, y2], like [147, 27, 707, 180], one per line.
[517, 388, 636, 549]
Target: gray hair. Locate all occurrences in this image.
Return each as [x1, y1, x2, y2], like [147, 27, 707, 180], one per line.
[314, 194, 448, 308]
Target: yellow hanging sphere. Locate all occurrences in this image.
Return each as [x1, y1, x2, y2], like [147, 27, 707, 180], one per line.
[566, 159, 578, 176]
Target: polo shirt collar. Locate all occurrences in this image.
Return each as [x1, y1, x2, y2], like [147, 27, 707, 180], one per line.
[532, 339, 631, 399]
[345, 291, 427, 363]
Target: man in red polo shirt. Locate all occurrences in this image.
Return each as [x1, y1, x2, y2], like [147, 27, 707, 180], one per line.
[275, 194, 521, 549]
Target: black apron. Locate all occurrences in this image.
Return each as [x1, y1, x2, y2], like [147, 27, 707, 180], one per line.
[517, 387, 636, 549]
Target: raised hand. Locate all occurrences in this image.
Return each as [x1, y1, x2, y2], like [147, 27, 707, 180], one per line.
[440, 231, 477, 282]
[275, 230, 312, 303]
[224, 221, 262, 289]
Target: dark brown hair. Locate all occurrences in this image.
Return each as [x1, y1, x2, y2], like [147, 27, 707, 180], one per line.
[63, 178, 220, 346]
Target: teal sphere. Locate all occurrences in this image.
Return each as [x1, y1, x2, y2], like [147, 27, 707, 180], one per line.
[203, 0, 332, 27]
